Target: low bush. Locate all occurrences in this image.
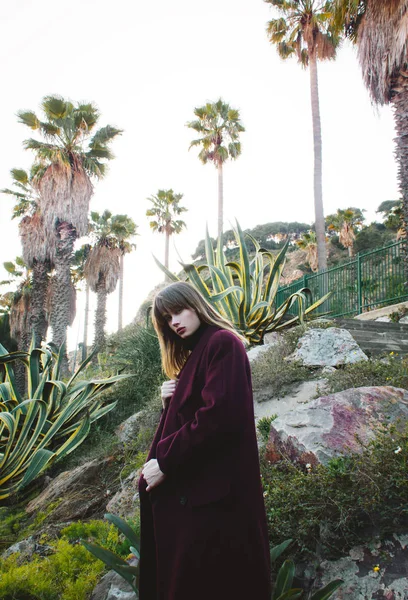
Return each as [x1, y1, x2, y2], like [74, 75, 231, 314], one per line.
[261, 424, 408, 560]
[0, 539, 104, 600]
[251, 331, 313, 398]
[0, 517, 141, 600]
[96, 323, 163, 429]
[324, 355, 408, 394]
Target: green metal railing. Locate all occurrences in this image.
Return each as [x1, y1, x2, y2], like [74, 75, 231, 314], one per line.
[276, 241, 408, 318]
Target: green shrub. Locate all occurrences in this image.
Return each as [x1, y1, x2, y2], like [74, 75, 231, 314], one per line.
[257, 415, 278, 443]
[0, 515, 143, 600]
[0, 539, 104, 600]
[324, 355, 408, 394]
[96, 323, 163, 429]
[0, 507, 28, 552]
[82, 514, 140, 594]
[261, 424, 408, 560]
[251, 336, 313, 398]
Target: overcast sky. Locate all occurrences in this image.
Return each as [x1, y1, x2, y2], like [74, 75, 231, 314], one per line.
[0, 0, 399, 350]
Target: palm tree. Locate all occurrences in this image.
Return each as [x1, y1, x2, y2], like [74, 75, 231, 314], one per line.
[2, 165, 51, 347]
[296, 231, 319, 271]
[377, 200, 403, 237]
[1, 259, 32, 393]
[187, 99, 245, 242]
[84, 211, 121, 358]
[0, 292, 16, 350]
[334, 1, 408, 277]
[109, 214, 138, 331]
[326, 207, 365, 256]
[146, 189, 187, 277]
[17, 95, 122, 371]
[71, 244, 91, 361]
[265, 0, 341, 271]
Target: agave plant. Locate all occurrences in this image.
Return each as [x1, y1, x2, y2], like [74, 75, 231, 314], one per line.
[0, 339, 130, 500]
[270, 539, 342, 600]
[154, 221, 330, 344]
[82, 513, 140, 594]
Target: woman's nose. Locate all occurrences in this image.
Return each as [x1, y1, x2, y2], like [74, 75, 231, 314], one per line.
[171, 316, 180, 326]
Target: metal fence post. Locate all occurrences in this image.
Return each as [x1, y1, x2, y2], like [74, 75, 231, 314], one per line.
[357, 252, 362, 314]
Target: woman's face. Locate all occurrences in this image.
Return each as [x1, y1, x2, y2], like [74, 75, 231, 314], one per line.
[164, 307, 201, 338]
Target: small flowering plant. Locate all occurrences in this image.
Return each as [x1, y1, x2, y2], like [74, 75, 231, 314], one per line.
[270, 539, 343, 599]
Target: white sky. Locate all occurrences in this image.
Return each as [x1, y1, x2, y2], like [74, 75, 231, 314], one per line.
[0, 0, 399, 350]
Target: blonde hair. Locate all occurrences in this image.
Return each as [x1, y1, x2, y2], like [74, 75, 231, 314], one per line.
[152, 281, 246, 378]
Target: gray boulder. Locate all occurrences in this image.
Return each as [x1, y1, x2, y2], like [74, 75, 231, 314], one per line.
[90, 561, 138, 600]
[26, 457, 114, 521]
[1, 536, 36, 561]
[247, 344, 274, 363]
[267, 386, 408, 465]
[312, 535, 408, 599]
[106, 470, 140, 518]
[289, 327, 368, 367]
[115, 411, 147, 445]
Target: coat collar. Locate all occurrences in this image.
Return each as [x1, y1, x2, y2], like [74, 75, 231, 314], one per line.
[178, 324, 220, 376]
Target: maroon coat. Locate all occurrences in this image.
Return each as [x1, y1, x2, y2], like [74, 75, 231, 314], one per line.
[138, 325, 271, 600]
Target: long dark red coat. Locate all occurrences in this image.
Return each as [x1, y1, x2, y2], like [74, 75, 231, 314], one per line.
[138, 325, 271, 600]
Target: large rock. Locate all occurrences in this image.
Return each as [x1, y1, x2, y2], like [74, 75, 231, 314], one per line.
[289, 327, 368, 367]
[106, 470, 140, 518]
[312, 535, 408, 599]
[26, 457, 116, 521]
[267, 386, 408, 465]
[115, 411, 147, 445]
[90, 560, 138, 600]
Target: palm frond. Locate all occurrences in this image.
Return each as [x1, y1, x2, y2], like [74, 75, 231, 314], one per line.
[89, 126, 123, 147]
[17, 111, 40, 130]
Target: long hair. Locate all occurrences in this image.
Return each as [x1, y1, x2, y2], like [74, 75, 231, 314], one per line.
[152, 281, 246, 378]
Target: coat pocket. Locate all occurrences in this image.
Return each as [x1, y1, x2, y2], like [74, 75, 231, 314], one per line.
[187, 479, 231, 507]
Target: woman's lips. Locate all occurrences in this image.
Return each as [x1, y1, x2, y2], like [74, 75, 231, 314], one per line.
[177, 327, 186, 335]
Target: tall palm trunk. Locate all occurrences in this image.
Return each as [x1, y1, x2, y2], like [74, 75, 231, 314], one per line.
[82, 281, 90, 361]
[309, 54, 327, 271]
[164, 229, 170, 281]
[118, 253, 124, 330]
[93, 278, 107, 360]
[217, 162, 224, 245]
[51, 222, 76, 375]
[30, 260, 49, 347]
[392, 74, 408, 284]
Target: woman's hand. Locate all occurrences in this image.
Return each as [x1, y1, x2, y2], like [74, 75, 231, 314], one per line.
[161, 379, 178, 409]
[142, 459, 166, 492]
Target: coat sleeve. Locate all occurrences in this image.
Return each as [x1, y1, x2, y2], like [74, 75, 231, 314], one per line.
[155, 331, 251, 475]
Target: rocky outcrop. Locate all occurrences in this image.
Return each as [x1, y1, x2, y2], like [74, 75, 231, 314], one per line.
[115, 411, 147, 445]
[90, 559, 138, 600]
[106, 470, 140, 518]
[313, 535, 408, 599]
[26, 458, 116, 522]
[266, 386, 408, 465]
[289, 327, 368, 367]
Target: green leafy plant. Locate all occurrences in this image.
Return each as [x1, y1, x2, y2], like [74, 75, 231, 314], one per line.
[82, 513, 140, 594]
[270, 539, 342, 599]
[261, 424, 408, 559]
[257, 415, 278, 443]
[0, 538, 104, 600]
[324, 355, 408, 394]
[0, 340, 131, 499]
[154, 221, 330, 344]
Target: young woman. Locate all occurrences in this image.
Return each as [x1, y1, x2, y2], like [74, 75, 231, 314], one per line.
[138, 281, 271, 600]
